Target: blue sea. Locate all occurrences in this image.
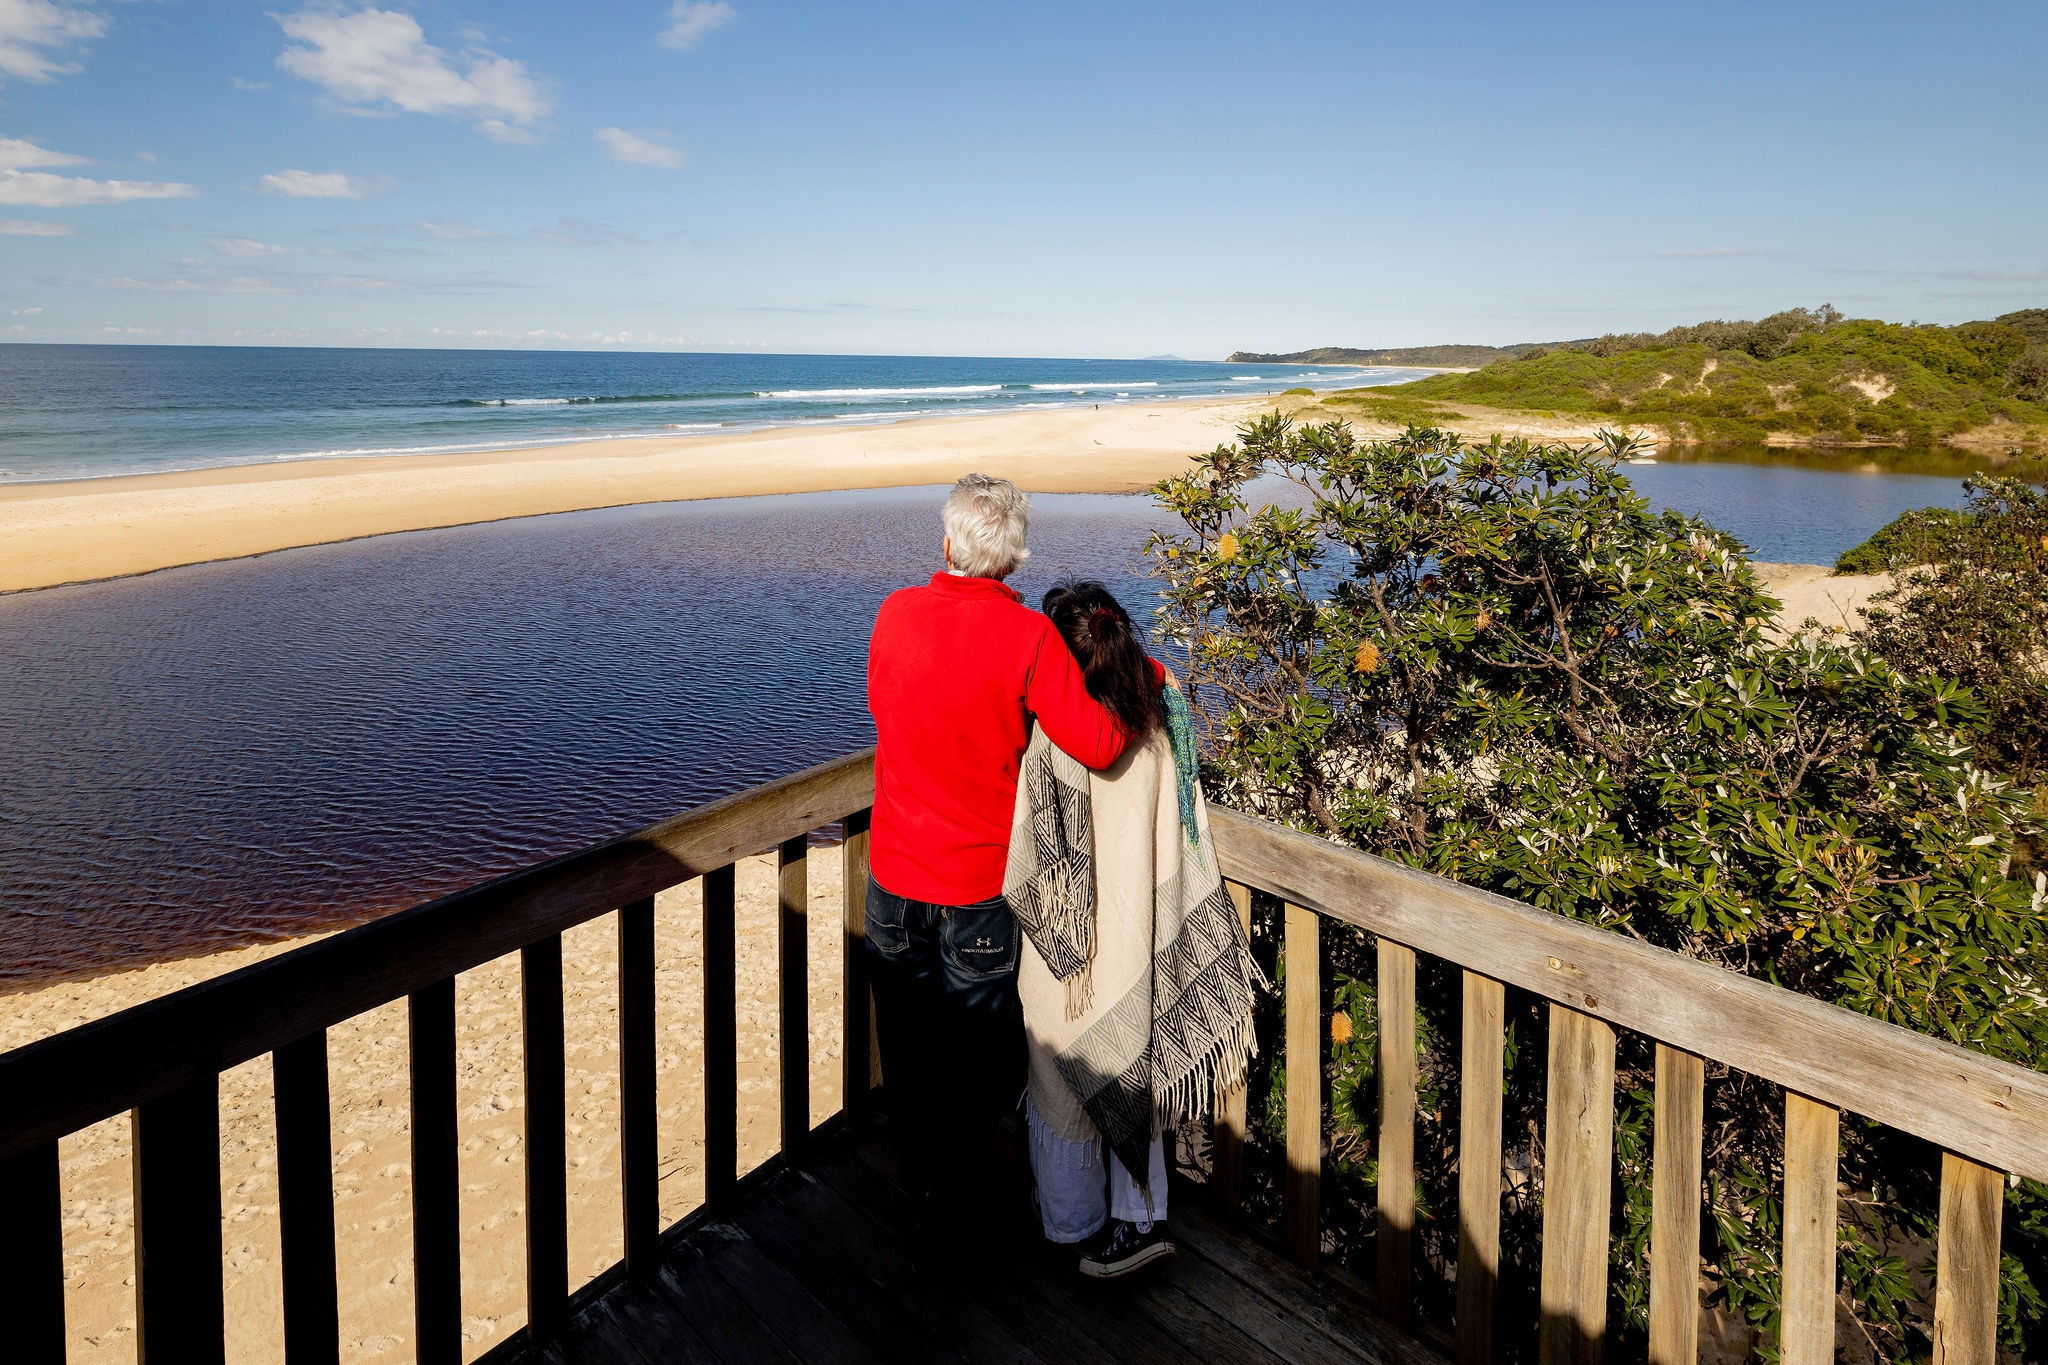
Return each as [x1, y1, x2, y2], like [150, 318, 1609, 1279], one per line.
[0, 344, 1409, 483]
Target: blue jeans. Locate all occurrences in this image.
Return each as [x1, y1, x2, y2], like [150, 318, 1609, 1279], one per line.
[863, 874, 1025, 1202]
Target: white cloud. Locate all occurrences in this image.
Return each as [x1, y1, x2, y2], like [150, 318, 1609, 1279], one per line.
[0, 168, 196, 206]
[12, 305, 44, 313]
[230, 75, 270, 91]
[597, 127, 685, 170]
[412, 219, 495, 239]
[209, 237, 291, 256]
[275, 7, 549, 139]
[0, 0, 105, 85]
[0, 134, 88, 169]
[257, 168, 390, 199]
[659, 1, 734, 51]
[1654, 248, 1769, 259]
[0, 217, 71, 234]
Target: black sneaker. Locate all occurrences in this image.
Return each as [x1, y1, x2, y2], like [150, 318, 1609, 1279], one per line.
[1076, 1218, 1176, 1279]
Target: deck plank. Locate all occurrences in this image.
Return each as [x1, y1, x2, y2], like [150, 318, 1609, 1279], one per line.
[500, 1122, 1450, 1365]
[751, 1169, 1040, 1365]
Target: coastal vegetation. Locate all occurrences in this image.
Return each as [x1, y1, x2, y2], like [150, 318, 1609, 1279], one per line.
[1149, 416, 2048, 1359]
[1310, 306, 2048, 454]
[1229, 343, 1548, 367]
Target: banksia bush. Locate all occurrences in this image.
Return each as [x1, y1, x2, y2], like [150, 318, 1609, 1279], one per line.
[1147, 415, 2048, 1361]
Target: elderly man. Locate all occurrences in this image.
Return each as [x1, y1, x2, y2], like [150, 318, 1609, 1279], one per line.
[865, 472, 1131, 1233]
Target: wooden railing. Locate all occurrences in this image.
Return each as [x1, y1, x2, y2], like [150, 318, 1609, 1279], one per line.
[0, 750, 878, 1365]
[1205, 806, 2048, 1365]
[3, 750, 2045, 1365]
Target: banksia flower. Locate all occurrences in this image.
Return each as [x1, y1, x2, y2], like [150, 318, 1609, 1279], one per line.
[1329, 1011, 1353, 1045]
[1354, 640, 1380, 674]
[1474, 608, 1492, 631]
[1216, 532, 1240, 561]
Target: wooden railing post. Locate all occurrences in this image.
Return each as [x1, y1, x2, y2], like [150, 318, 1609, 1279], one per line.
[1649, 1045, 1705, 1365]
[521, 934, 568, 1340]
[1458, 971, 1506, 1365]
[273, 1033, 340, 1365]
[617, 896, 658, 1279]
[133, 1075, 226, 1365]
[1213, 881, 1254, 1221]
[1283, 900, 1322, 1269]
[1378, 939, 1418, 1329]
[842, 810, 875, 1117]
[702, 864, 738, 1208]
[1933, 1151, 2004, 1365]
[0, 1140, 66, 1365]
[1780, 1092, 1840, 1365]
[408, 978, 460, 1365]
[1538, 1004, 1616, 1365]
[778, 836, 810, 1159]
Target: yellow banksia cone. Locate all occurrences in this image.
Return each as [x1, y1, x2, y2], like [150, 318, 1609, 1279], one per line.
[1216, 532, 1240, 561]
[1329, 1011, 1353, 1045]
[1354, 640, 1380, 674]
[1474, 608, 1492, 631]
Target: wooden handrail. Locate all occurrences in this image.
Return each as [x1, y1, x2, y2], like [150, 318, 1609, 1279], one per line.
[0, 748, 875, 1161]
[3, 749, 2037, 1365]
[1207, 805, 2048, 1183]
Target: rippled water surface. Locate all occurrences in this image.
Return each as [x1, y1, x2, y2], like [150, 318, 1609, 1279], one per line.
[0, 459, 1970, 988]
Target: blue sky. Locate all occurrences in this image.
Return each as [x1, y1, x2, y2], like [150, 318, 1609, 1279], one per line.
[1, 0, 2044, 357]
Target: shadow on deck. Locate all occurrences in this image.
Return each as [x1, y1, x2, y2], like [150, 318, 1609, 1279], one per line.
[521, 1117, 1444, 1365]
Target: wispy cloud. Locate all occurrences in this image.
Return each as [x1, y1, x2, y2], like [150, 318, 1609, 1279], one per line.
[412, 219, 497, 239]
[0, 0, 105, 85]
[532, 217, 644, 247]
[0, 217, 74, 235]
[257, 168, 391, 199]
[0, 169, 197, 207]
[230, 75, 270, 92]
[275, 6, 550, 141]
[1654, 248, 1771, 259]
[659, 1, 734, 51]
[90, 261, 524, 295]
[0, 135, 88, 169]
[597, 127, 685, 170]
[208, 237, 357, 258]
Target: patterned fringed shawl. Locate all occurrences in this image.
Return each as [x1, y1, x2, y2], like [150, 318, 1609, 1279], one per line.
[1004, 689, 1265, 1187]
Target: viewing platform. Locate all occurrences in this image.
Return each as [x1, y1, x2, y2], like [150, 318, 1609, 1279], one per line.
[2, 750, 2042, 1364]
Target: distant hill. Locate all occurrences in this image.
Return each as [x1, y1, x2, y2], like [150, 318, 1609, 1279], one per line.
[1226, 342, 1556, 367]
[1380, 307, 2048, 449]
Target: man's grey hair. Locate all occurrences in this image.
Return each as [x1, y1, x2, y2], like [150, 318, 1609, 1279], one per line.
[942, 473, 1032, 579]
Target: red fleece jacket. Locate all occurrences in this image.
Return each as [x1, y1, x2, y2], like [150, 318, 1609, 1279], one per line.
[867, 571, 1129, 905]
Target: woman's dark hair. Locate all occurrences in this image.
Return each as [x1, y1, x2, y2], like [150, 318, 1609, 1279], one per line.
[1041, 580, 1165, 741]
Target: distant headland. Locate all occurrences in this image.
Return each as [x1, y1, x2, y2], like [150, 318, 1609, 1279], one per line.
[1239, 306, 2048, 458]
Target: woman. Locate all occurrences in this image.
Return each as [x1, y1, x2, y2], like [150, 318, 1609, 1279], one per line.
[1003, 581, 1264, 1279]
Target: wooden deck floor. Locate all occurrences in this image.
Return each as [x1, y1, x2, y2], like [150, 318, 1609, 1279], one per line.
[512, 1121, 1446, 1365]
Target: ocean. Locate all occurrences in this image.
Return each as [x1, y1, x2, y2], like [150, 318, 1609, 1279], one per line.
[0, 344, 1410, 483]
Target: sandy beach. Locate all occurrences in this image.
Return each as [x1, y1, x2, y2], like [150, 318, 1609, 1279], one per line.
[0, 398, 1265, 594]
[0, 390, 1666, 596]
[3, 852, 847, 1365]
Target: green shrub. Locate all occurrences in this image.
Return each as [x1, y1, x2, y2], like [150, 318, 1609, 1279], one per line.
[1857, 477, 2048, 789]
[1281, 386, 1315, 397]
[1381, 310, 2048, 446]
[1834, 506, 1970, 574]
[1149, 416, 2048, 1359]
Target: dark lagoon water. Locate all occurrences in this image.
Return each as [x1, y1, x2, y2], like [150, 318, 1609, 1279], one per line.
[0, 459, 1973, 988]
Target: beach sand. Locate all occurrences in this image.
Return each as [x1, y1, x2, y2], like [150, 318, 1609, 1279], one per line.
[0, 390, 1664, 596]
[1751, 562, 1891, 636]
[0, 397, 1265, 594]
[3, 851, 848, 1365]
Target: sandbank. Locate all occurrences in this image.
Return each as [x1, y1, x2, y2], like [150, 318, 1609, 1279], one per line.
[0, 398, 1262, 594]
